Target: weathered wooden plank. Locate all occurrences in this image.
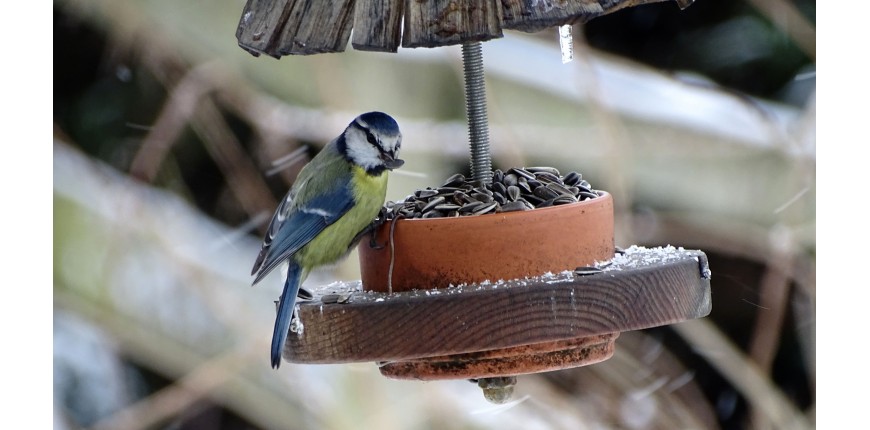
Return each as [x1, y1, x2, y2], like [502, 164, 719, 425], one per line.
[236, 0, 693, 56]
[500, 0, 602, 33]
[352, 0, 405, 52]
[277, 0, 356, 55]
[501, 0, 673, 33]
[402, 0, 504, 48]
[283, 248, 712, 363]
[236, 0, 295, 58]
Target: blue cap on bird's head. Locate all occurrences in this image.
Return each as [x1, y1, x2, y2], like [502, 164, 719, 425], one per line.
[355, 111, 400, 136]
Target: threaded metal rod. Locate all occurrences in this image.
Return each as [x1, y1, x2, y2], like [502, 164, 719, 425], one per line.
[461, 42, 492, 184]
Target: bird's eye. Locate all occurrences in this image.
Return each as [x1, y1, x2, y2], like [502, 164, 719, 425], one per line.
[365, 130, 379, 147]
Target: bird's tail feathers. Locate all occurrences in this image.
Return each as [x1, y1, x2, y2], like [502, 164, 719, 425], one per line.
[271, 263, 303, 369]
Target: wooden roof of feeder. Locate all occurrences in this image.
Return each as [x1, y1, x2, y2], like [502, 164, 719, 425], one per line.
[236, 0, 695, 57]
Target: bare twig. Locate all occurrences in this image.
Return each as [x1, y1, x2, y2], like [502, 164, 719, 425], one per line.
[90, 348, 250, 430]
[745, 0, 815, 61]
[672, 320, 813, 430]
[128, 61, 224, 182]
[190, 95, 278, 218]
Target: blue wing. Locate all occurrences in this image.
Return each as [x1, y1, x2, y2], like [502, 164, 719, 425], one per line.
[251, 173, 355, 285]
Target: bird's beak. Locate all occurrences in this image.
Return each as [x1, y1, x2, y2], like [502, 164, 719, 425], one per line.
[383, 155, 404, 170]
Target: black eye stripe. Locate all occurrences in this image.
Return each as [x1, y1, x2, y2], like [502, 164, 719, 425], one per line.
[363, 127, 392, 156]
[365, 129, 379, 147]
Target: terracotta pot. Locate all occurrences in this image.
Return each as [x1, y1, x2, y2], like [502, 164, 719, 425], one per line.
[359, 191, 614, 292]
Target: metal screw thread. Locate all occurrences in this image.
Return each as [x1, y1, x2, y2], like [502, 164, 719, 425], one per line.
[461, 42, 492, 184]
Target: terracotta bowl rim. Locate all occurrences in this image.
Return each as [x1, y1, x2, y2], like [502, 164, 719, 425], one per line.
[386, 190, 611, 225]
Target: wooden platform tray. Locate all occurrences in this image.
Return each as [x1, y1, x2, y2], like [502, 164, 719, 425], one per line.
[281, 245, 711, 378]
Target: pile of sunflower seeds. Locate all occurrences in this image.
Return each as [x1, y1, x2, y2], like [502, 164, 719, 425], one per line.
[384, 167, 600, 220]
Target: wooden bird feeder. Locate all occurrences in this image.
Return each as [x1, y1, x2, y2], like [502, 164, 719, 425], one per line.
[236, 0, 696, 55]
[236, 0, 709, 403]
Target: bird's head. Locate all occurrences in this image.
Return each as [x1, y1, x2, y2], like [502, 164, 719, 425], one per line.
[341, 111, 404, 175]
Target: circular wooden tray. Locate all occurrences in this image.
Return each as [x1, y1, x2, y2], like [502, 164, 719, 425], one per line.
[281, 245, 711, 379]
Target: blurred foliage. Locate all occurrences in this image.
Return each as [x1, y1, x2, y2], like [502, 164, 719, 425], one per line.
[584, 0, 815, 104]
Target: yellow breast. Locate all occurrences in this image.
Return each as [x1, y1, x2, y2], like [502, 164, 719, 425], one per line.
[296, 166, 389, 268]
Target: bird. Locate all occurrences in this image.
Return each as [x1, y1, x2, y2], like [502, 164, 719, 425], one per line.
[251, 111, 404, 368]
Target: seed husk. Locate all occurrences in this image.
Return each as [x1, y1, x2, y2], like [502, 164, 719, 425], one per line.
[434, 203, 461, 211]
[534, 171, 560, 184]
[517, 177, 532, 193]
[527, 166, 561, 176]
[574, 266, 603, 276]
[382, 168, 598, 220]
[533, 186, 560, 200]
[554, 195, 577, 205]
[474, 202, 498, 215]
[459, 201, 484, 213]
[499, 201, 527, 212]
[578, 191, 599, 200]
[493, 192, 507, 205]
[443, 173, 465, 187]
[415, 188, 439, 199]
[493, 169, 504, 184]
[507, 185, 521, 201]
[472, 192, 494, 203]
[421, 196, 446, 212]
[510, 167, 535, 180]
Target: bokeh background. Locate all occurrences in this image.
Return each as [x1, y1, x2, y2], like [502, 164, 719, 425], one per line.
[53, 0, 815, 428]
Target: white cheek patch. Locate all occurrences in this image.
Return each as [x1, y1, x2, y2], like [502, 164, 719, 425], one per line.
[344, 127, 383, 170]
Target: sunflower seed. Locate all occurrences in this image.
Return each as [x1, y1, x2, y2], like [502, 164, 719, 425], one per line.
[547, 182, 575, 197]
[574, 266, 603, 276]
[492, 182, 507, 196]
[472, 192, 494, 203]
[443, 173, 465, 187]
[321, 294, 340, 304]
[510, 167, 535, 180]
[381, 167, 598, 220]
[460, 201, 484, 213]
[524, 194, 544, 205]
[422, 196, 446, 212]
[453, 191, 474, 204]
[507, 185, 521, 201]
[554, 195, 577, 205]
[520, 199, 536, 210]
[493, 192, 507, 205]
[563, 171, 582, 186]
[499, 201, 527, 212]
[493, 169, 504, 184]
[533, 186, 560, 200]
[533, 171, 560, 183]
[474, 202, 498, 215]
[434, 203, 461, 211]
[415, 188, 439, 199]
[474, 187, 493, 196]
[517, 177, 531, 193]
[575, 183, 595, 195]
[527, 166, 561, 176]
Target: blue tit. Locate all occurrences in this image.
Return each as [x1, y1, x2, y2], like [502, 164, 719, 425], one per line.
[251, 111, 404, 368]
